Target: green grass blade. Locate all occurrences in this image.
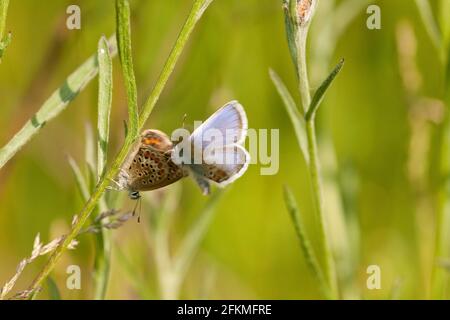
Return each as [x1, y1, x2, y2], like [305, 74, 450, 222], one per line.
[283, 185, 331, 299]
[0, 36, 118, 170]
[97, 36, 113, 180]
[68, 156, 90, 201]
[26, 0, 213, 298]
[305, 59, 344, 121]
[269, 69, 309, 163]
[173, 190, 224, 279]
[116, 0, 139, 139]
[46, 277, 61, 300]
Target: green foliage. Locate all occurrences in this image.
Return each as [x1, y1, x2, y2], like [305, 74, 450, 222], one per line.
[24, 0, 215, 299]
[116, 0, 138, 139]
[0, 36, 118, 169]
[283, 185, 331, 299]
[305, 59, 345, 121]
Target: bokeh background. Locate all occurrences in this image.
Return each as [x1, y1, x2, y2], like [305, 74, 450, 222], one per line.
[0, 0, 449, 299]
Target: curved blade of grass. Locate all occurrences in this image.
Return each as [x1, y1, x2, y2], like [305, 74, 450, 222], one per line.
[283, 185, 331, 299]
[25, 0, 214, 299]
[305, 59, 344, 121]
[116, 0, 138, 139]
[269, 69, 309, 163]
[0, 35, 118, 170]
[0, 0, 10, 61]
[93, 36, 113, 300]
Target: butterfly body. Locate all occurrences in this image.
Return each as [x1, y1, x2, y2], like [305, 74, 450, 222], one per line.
[115, 101, 249, 197]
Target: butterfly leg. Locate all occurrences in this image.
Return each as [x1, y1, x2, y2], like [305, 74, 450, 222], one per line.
[106, 178, 122, 191]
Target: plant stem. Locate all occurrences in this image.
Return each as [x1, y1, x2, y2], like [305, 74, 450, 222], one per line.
[26, 0, 214, 297]
[296, 12, 338, 298]
[305, 119, 337, 298]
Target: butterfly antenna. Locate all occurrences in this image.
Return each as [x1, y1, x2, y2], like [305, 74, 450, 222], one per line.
[137, 197, 142, 223]
[132, 197, 139, 217]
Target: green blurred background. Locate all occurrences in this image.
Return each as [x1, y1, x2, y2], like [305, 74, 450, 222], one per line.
[0, 0, 449, 299]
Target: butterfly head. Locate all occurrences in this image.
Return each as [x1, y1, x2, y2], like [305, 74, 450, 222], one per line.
[128, 190, 141, 200]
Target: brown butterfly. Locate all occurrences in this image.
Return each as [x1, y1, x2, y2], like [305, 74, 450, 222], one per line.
[114, 101, 250, 199]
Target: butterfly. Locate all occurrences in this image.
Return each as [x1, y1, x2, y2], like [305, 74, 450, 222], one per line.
[114, 100, 250, 199]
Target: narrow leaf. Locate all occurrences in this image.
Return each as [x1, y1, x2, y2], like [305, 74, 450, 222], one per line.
[283, 185, 331, 299]
[305, 59, 344, 121]
[116, 0, 138, 139]
[0, 36, 118, 170]
[270, 69, 309, 163]
[68, 156, 90, 201]
[97, 36, 113, 180]
[46, 277, 61, 300]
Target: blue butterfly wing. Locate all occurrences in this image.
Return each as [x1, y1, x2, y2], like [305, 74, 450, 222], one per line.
[190, 100, 247, 149]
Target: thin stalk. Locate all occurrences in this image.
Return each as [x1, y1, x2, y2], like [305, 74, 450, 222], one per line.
[296, 14, 338, 297]
[305, 119, 337, 298]
[26, 0, 214, 297]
